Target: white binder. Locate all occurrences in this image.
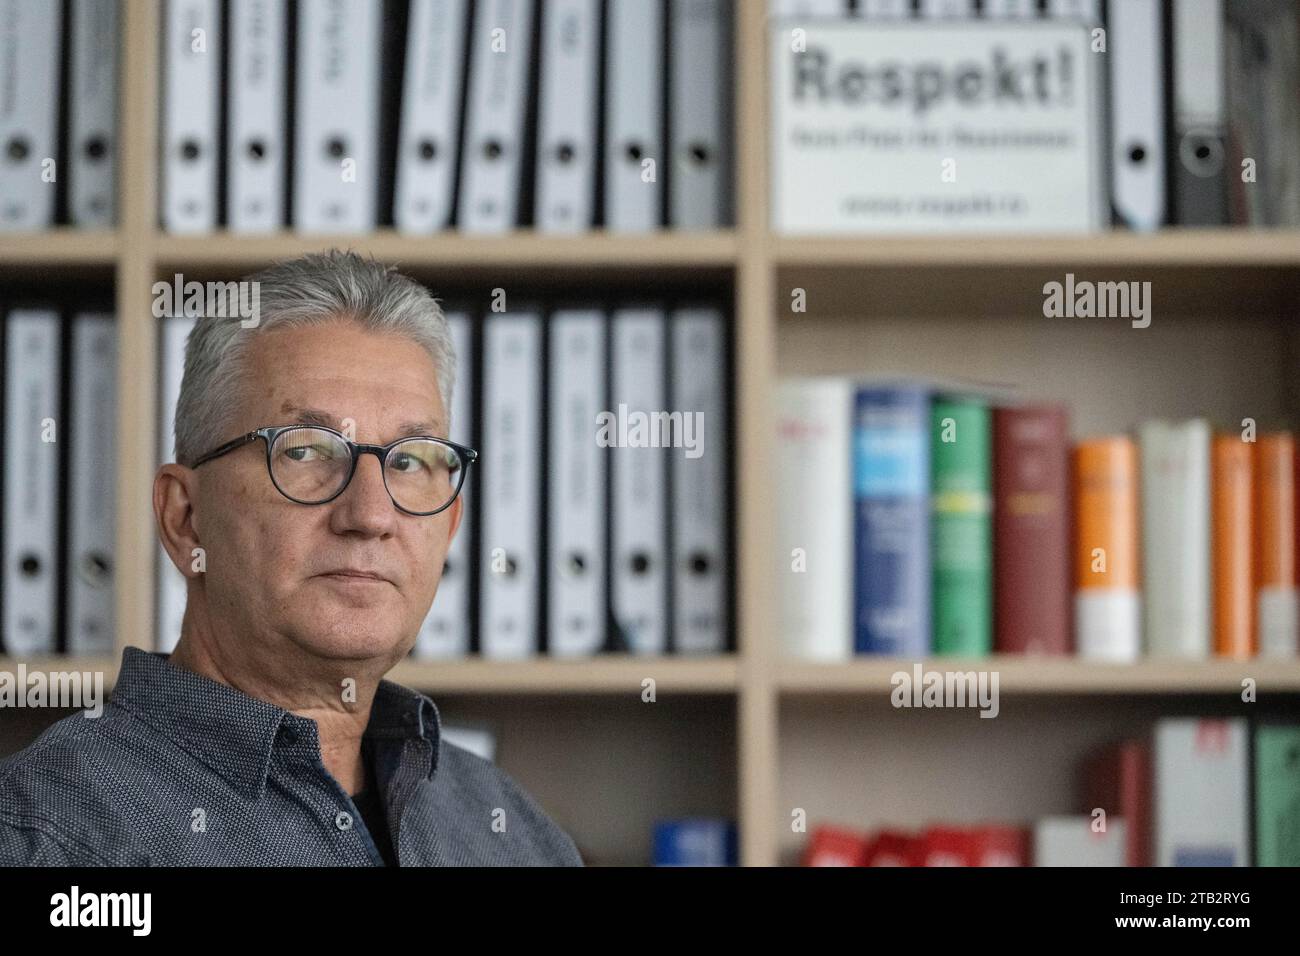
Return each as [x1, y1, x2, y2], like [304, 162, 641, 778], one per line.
[610, 307, 668, 655]
[547, 308, 607, 657]
[1155, 718, 1249, 867]
[394, 0, 469, 233]
[669, 306, 727, 654]
[770, 0, 843, 15]
[920, 0, 974, 17]
[854, 0, 909, 17]
[0, 0, 62, 231]
[162, 0, 221, 233]
[2, 310, 62, 656]
[68, 0, 119, 228]
[1109, 0, 1166, 231]
[1046, 0, 1101, 19]
[1172, 0, 1227, 225]
[669, 0, 730, 230]
[293, 0, 382, 233]
[479, 308, 542, 658]
[535, 0, 599, 233]
[227, 0, 287, 232]
[604, 0, 664, 232]
[460, 0, 536, 233]
[415, 308, 474, 659]
[67, 314, 116, 656]
[157, 313, 196, 652]
[983, 0, 1037, 17]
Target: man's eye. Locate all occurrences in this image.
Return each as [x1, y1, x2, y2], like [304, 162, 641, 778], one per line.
[286, 444, 331, 462]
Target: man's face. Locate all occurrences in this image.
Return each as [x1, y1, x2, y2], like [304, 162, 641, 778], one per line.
[192, 318, 461, 664]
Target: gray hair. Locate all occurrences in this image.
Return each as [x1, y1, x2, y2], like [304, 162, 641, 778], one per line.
[173, 250, 456, 467]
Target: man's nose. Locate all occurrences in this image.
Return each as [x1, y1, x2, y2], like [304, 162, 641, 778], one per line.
[331, 451, 397, 531]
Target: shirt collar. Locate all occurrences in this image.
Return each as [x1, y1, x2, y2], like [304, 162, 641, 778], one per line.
[109, 646, 442, 799]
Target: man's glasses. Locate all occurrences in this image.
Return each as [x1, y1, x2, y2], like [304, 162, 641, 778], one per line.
[191, 424, 478, 517]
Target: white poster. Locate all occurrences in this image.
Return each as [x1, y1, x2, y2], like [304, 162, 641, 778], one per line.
[771, 22, 1104, 234]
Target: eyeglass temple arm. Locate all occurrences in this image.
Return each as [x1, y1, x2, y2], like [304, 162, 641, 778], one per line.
[190, 430, 263, 468]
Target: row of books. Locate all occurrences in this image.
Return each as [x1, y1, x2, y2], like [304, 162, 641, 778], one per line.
[802, 717, 1299, 866]
[772, 0, 1300, 229]
[154, 300, 731, 658]
[158, 0, 731, 234]
[776, 378, 1300, 661]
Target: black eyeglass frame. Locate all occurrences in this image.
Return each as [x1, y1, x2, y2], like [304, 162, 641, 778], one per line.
[191, 424, 479, 517]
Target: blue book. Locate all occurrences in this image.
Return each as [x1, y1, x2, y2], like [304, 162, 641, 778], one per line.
[652, 819, 737, 866]
[853, 384, 931, 656]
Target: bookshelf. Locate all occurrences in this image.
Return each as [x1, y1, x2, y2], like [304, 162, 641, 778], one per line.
[1, 0, 1299, 866]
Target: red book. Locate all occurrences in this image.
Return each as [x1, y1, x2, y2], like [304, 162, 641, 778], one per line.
[865, 830, 923, 866]
[994, 405, 1072, 654]
[969, 825, 1029, 866]
[1081, 739, 1152, 867]
[802, 825, 869, 866]
[920, 826, 975, 866]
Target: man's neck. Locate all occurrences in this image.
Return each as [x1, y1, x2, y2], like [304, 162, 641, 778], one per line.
[168, 624, 378, 797]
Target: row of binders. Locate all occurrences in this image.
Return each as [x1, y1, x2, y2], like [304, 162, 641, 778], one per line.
[158, 0, 732, 234]
[156, 299, 731, 658]
[777, 377, 1300, 662]
[773, 0, 1300, 229]
[1, 309, 116, 656]
[803, 718, 1300, 866]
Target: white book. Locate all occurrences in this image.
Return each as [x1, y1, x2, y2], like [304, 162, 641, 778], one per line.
[919, 0, 974, 17]
[479, 309, 542, 658]
[293, 0, 381, 233]
[0, 0, 62, 231]
[547, 308, 607, 657]
[157, 313, 196, 652]
[1139, 420, 1211, 659]
[460, 0, 536, 233]
[67, 314, 116, 656]
[769, 0, 844, 15]
[983, 0, 1037, 17]
[610, 307, 668, 654]
[775, 378, 853, 662]
[1034, 817, 1127, 866]
[227, 0, 287, 232]
[2, 310, 62, 656]
[535, 0, 599, 233]
[670, 306, 727, 654]
[604, 0, 664, 232]
[415, 308, 473, 659]
[68, 0, 119, 228]
[1046, 0, 1101, 19]
[394, 0, 469, 233]
[1155, 718, 1249, 866]
[669, 0, 730, 230]
[161, 0, 220, 233]
[1171, 0, 1227, 225]
[1109, 0, 1166, 231]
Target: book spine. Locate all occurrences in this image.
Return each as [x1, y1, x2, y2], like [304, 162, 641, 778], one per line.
[931, 397, 992, 656]
[993, 405, 1071, 655]
[1212, 434, 1255, 658]
[853, 386, 930, 656]
[1073, 437, 1141, 661]
[1256, 433, 1298, 657]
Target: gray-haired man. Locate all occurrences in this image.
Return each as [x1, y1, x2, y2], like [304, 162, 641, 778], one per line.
[0, 251, 583, 866]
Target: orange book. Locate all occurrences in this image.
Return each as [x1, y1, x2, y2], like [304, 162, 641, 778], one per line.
[1073, 438, 1140, 660]
[1213, 435, 1255, 658]
[1256, 434, 1297, 656]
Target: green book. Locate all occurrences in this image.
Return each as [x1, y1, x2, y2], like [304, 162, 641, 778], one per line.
[931, 397, 992, 656]
[1256, 725, 1300, 866]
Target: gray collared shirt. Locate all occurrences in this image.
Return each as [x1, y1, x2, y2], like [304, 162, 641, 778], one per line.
[0, 647, 583, 866]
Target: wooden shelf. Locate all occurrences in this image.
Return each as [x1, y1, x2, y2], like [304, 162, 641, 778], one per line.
[772, 229, 1300, 268]
[0, 229, 119, 266]
[776, 657, 1300, 696]
[390, 655, 739, 695]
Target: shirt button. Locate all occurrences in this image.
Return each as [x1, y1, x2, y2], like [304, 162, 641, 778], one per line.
[277, 725, 297, 746]
[335, 811, 353, 831]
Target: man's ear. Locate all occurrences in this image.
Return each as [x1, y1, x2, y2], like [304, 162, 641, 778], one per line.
[154, 464, 203, 578]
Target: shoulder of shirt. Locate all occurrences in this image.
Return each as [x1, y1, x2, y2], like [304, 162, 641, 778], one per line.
[0, 703, 155, 864]
[432, 739, 585, 866]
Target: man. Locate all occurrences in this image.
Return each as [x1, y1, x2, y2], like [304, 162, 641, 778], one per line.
[0, 251, 583, 866]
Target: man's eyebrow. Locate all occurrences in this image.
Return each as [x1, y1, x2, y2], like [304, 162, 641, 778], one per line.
[279, 404, 445, 438]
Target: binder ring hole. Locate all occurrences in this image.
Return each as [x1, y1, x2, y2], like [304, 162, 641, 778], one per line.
[6, 137, 29, 162]
[689, 142, 711, 166]
[180, 139, 201, 162]
[1126, 142, 1146, 165]
[484, 139, 503, 160]
[19, 554, 41, 576]
[442, 557, 455, 578]
[85, 136, 108, 162]
[689, 552, 710, 576]
[565, 552, 587, 577]
[81, 553, 112, 587]
[246, 139, 267, 161]
[418, 139, 438, 161]
[630, 552, 651, 575]
[625, 142, 644, 163]
[326, 137, 347, 159]
[556, 142, 575, 164]
[503, 554, 518, 577]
